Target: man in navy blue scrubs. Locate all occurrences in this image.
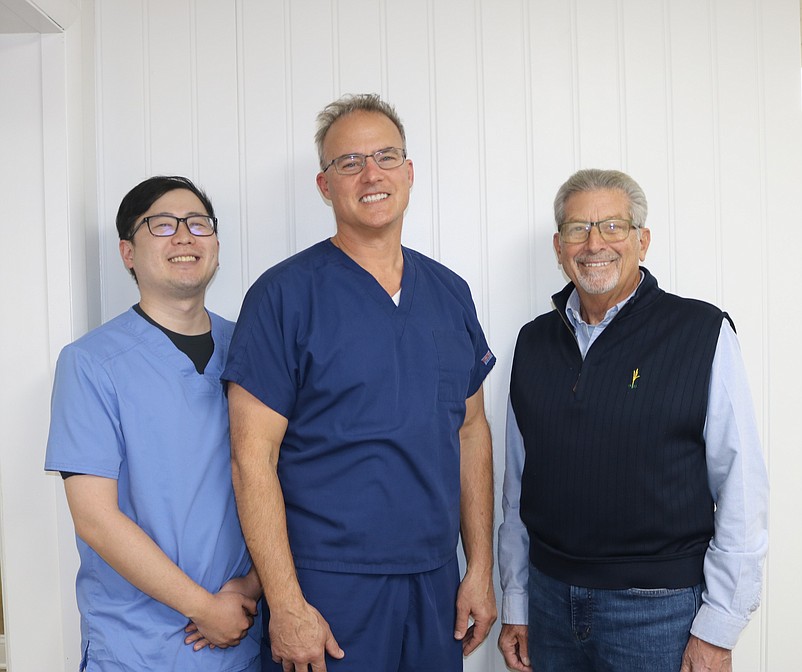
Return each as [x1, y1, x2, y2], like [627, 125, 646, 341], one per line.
[224, 94, 497, 671]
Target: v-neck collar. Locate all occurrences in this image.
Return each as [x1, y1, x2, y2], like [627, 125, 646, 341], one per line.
[125, 307, 224, 379]
[325, 239, 416, 319]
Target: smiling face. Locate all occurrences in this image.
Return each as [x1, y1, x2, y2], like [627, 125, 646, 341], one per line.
[315, 110, 414, 239]
[554, 188, 650, 312]
[119, 188, 219, 303]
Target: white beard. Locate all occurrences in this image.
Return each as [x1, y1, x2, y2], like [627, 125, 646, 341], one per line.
[571, 258, 621, 295]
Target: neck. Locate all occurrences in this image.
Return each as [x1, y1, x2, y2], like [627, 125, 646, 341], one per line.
[579, 300, 612, 326]
[331, 230, 404, 296]
[137, 294, 210, 335]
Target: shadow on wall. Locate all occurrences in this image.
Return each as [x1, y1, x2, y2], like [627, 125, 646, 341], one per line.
[0, 568, 5, 670]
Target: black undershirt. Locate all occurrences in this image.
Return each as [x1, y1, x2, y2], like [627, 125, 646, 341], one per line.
[61, 305, 214, 480]
[132, 303, 214, 374]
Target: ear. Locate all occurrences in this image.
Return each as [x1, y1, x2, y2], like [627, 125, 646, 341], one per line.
[119, 239, 135, 271]
[316, 172, 331, 199]
[406, 159, 414, 188]
[638, 227, 651, 261]
[552, 232, 563, 265]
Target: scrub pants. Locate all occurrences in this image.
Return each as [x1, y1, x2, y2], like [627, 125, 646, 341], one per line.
[261, 557, 462, 672]
[527, 563, 703, 672]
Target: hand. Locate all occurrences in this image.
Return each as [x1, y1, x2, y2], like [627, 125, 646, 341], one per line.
[679, 635, 732, 672]
[185, 570, 263, 651]
[498, 623, 532, 672]
[184, 590, 257, 651]
[218, 571, 263, 601]
[269, 601, 344, 671]
[453, 569, 498, 655]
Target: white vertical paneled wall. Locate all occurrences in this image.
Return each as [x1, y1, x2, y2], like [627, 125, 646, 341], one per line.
[0, 25, 84, 671]
[4, 0, 798, 669]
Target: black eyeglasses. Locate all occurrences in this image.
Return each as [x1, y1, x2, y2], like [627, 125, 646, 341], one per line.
[130, 215, 218, 239]
[322, 147, 407, 175]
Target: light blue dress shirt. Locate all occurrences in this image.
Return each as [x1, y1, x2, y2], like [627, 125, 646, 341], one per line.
[498, 277, 769, 649]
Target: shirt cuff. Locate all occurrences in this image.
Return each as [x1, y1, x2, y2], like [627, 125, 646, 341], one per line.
[501, 590, 528, 625]
[690, 602, 749, 650]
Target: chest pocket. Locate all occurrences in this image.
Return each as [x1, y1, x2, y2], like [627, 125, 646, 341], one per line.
[433, 330, 474, 402]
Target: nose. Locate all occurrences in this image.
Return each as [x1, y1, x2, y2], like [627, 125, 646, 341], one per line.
[172, 219, 196, 242]
[360, 155, 384, 181]
[584, 225, 606, 251]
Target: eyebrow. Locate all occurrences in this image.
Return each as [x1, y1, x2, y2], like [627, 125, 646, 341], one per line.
[335, 146, 397, 158]
[148, 211, 209, 217]
[563, 215, 627, 222]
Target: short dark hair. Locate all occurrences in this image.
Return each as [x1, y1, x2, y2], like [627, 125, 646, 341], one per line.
[116, 175, 215, 241]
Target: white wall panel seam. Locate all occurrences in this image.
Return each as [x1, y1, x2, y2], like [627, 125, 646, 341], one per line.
[331, 0, 340, 95]
[189, 0, 199, 179]
[752, 0, 769, 447]
[142, 0, 152, 174]
[616, 0, 627, 171]
[426, 0, 440, 259]
[662, 0, 678, 291]
[83, 0, 101, 332]
[95, 0, 109, 322]
[569, 0, 580, 168]
[474, 0, 490, 340]
[285, 0, 296, 256]
[235, 0, 249, 291]
[523, 0, 536, 319]
[380, 0, 388, 97]
[708, 0, 723, 304]
[754, 4, 770, 667]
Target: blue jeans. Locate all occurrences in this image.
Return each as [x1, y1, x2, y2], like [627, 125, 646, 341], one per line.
[528, 563, 703, 672]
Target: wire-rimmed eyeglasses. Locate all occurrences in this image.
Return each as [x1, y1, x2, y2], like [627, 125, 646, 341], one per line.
[558, 219, 638, 244]
[322, 147, 407, 175]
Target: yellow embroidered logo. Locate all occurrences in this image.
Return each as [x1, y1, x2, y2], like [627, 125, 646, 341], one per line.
[628, 368, 640, 389]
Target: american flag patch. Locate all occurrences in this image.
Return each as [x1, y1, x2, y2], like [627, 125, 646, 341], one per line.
[481, 350, 494, 365]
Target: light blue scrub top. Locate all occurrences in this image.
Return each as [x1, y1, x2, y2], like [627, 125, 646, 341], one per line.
[45, 308, 260, 672]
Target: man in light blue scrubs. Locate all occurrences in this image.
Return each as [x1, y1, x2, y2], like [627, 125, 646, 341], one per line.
[45, 176, 262, 671]
[224, 94, 497, 671]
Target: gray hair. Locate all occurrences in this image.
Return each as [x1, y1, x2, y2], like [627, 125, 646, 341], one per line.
[553, 169, 648, 229]
[315, 93, 406, 170]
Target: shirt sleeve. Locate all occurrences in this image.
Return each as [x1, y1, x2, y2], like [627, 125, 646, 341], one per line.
[44, 346, 125, 479]
[498, 395, 530, 625]
[691, 320, 769, 649]
[461, 283, 495, 397]
[222, 279, 298, 419]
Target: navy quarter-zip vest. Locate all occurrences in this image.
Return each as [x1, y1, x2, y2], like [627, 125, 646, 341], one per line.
[510, 268, 726, 589]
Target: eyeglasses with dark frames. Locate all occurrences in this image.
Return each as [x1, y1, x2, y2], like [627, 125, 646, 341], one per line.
[129, 215, 218, 239]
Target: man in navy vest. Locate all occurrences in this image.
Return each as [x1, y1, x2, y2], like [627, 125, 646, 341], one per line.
[497, 169, 768, 672]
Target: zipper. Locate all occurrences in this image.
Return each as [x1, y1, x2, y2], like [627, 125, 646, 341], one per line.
[556, 307, 583, 393]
